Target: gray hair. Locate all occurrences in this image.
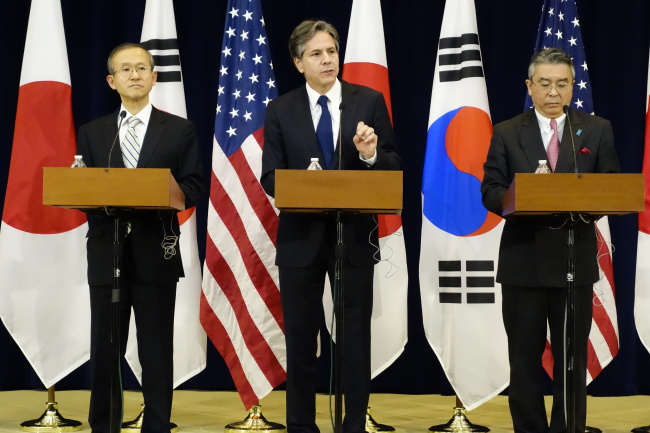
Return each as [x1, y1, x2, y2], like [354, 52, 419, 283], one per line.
[527, 48, 575, 80]
[106, 42, 155, 75]
[288, 20, 339, 60]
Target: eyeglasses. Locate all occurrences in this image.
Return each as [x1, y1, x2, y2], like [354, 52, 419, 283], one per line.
[114, 65, 152, 77]
[530, 80, 573, 95]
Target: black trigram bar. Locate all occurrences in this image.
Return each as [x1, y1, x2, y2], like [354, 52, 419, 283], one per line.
[439, 49, 481, 66]
[439, 33, 479, 50]
[466, 276, 494, 288]
[467, 293, 495, 304]
[439, 292, 462, 304]
[141, 38, 179, 51]
[439, 260, 461, 272]
[439, 276, 462, 288]
[439, 66, 484, 82]
[466, 260, 494, 272]
[156, 71, 182, 83]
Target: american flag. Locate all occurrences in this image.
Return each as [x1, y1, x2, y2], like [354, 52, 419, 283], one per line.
[200, 0, 286, 410]
[526, 0, 619, 382]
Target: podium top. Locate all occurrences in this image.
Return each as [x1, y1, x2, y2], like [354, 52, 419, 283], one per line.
[502, 173, 644, 216]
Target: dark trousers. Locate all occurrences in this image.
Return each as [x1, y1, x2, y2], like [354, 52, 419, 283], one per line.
[279, 238, 374, 433]
[502, 284, 593, 433]
[88, 247, 176, 433]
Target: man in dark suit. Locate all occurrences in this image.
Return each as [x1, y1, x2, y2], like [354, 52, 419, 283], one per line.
[481, 48, 619, 433]
[76, 43, 204, 433]
[261, 20, 401, 433]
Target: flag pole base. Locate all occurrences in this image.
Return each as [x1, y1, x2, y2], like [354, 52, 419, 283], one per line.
[224, 404, 286, 433]
[428, 407, 490, 433]
[632, 426, 650, 433]
[20, 402, 83, 432]
[366, 406, 395, 432]
[121, 404, 178, 433]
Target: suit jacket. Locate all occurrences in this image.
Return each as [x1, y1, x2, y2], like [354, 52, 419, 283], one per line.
[76, 107, 204, 285]
[481, 108, 620, 287]
[261, 80, 401, 267]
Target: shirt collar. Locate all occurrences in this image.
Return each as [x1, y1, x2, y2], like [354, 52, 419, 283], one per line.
[534, 109, 566, 133]
[305, 79, 342, 110]
[120, 103, 153, 126]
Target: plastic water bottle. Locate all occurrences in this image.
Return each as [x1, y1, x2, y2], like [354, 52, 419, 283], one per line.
[307, 157, 322, 170]
[535, 159, 551, 174]
[71, 155, 87, 168]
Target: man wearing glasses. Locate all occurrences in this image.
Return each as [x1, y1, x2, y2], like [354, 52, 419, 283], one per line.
[481, 48, 619, 433]
[76, 43, 204, 433]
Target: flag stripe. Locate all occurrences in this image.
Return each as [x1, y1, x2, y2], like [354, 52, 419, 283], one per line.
[203, 234, 284, 382]
[199, 291, 261, 409]
[207, 163, 282, 327]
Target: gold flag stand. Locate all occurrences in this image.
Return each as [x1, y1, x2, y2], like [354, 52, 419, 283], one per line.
[121, 404, 178, 432]
[20, 387, 83, 432]
[224, 404, 286, 433]
[366, 406, 395, 433]
[428, 398, 489, 433]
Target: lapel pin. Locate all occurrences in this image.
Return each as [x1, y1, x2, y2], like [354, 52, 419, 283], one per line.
[576, 129, 582, 136]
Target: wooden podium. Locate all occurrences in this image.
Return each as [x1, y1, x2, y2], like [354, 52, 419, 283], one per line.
[502, 173, 644, 216]
[274, 169, 403, 433]
[43, 167, 185, 211]
[501, 172, 644, 433]
[43, 166, 185, 433]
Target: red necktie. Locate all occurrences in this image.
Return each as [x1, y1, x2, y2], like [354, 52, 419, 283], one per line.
[547, 118, 560, 172]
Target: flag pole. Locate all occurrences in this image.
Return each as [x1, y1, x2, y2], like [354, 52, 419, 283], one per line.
[20, 386, 83, 432]
[224, 403, 286, 433]
[427, 396, 489, 433]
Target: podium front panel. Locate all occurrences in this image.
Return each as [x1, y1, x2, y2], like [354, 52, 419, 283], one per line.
[43, 167, 185, 210]
[502, 173, 644, 216]
[274, 169, 402, 214]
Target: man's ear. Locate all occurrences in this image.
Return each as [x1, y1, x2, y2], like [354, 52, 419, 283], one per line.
[293, 57, 304, 74]
[106, 74, 116, 90]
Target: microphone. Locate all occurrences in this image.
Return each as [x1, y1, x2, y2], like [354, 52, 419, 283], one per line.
[107, 110, 127, 170]
[337, 102, 345, 170]
[563, 105, 580, 178]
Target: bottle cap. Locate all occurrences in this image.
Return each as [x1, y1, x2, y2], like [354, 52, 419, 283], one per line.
[538, 159, 547, 164]
[311, 157, 319, 162]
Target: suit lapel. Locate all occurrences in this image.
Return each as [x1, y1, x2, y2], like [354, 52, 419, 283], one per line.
[104, 112, 126, 168]
[291, 87, 325, 166]
[138, 107, 164, 168]
[519, 109, 549, 171]
[555, 109, 584, 173]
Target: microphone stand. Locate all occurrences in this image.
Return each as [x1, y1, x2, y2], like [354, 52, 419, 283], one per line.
[564, 215, 577, 433]
[333, 210, 345, 433]
[333, 103, 345, 433]
[107, 207, 124, 433]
